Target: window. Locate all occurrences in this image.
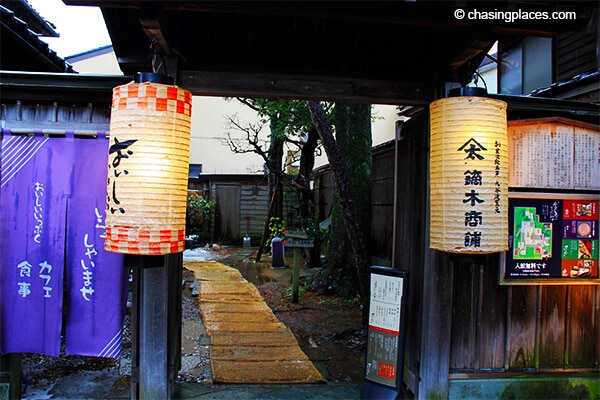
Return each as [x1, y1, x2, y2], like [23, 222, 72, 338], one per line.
[499, 37, 553, 95]
[188, 164, 203, 178]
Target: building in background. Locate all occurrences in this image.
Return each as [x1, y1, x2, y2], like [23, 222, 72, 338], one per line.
[65, 45, 120, 74]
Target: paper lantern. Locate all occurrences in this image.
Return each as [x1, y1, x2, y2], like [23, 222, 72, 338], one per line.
[429, 88, 508, 253]
[104, 75, 192, 255]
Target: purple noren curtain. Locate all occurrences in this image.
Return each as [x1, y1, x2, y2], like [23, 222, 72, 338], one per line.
[1, 134, 128, 358]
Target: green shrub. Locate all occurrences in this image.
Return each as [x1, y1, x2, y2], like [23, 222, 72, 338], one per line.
[264, 217, 286, 252]
[186, 193, 216, 247]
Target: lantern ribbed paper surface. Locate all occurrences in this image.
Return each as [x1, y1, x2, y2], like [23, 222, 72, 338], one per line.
[429, 96, 508, 253]
[105, 81, 192, 255]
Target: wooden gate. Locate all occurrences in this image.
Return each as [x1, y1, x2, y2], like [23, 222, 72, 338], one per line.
[214, 184, 241, 243]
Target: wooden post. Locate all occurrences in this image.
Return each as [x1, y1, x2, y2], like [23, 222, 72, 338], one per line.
[0, 353, 21, 400]
[417, 250, 453, 400]
[417, 105, 454, 399]
[292, 248, 300, 303]
[286, 234, 314, 304]
[139, 264, 169, 399]
[129, 254, 182, 400]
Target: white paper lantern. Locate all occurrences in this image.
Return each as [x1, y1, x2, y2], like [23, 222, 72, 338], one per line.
[104, 78, 192, 255]
[430, 90, 508, 253]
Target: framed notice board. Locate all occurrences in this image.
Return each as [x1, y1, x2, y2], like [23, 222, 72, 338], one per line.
[500, 191, 599, 285]
[361, 266, 408, 400]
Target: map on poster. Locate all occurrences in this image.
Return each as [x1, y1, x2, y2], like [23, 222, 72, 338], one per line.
[513, 206, 554, 260]
[504, 195, 599, 283]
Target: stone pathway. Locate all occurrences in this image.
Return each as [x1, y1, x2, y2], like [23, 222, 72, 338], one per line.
[185, 260, 325, 384]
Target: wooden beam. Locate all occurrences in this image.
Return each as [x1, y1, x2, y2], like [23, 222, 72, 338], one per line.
[0, 71, 129, 102]
[140, 17, 171, 55]
[139, 5, 171, 57]
[177, 70, 433, 106]
[65, 1, 593, 37]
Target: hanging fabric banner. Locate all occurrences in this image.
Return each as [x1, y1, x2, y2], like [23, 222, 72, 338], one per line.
[64, 137, 128, 357]
[0, 134, 71, 356]
[1, 133, 128, 358]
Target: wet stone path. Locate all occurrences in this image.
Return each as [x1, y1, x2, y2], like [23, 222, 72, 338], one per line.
[185, 260, 324, 384]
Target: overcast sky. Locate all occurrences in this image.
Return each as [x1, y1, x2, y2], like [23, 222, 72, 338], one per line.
[27, 0, 111, 58]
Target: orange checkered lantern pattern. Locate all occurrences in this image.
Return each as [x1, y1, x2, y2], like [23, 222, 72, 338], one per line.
[104, 81, 192, 255]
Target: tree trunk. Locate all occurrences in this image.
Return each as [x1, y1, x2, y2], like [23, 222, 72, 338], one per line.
[255, 189, 277, 262]
[296, 128, 318, 221]
[268, 119, 284, 220]
[295, 128, 322, 268]
[307, 101, 371, 302]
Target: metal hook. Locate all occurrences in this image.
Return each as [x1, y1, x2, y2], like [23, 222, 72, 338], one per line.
[147, 37, 169, 76]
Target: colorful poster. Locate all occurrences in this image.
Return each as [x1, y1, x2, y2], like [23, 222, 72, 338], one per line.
[1, 133, 128, 357]
[561, 199, 598, 278]
[505, 195, 599, 281]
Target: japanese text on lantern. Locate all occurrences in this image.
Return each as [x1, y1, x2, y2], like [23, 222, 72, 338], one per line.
[107, 138, 137, 215]
[494, 141, 502, 213]
[460, 138, 487, 249]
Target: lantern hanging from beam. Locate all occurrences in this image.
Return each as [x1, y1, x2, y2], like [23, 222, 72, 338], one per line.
[429, 87, 508, 253]
[104, 73, 192, 255]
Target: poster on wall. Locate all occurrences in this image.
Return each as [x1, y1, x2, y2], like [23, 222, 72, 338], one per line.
[361, 266, 408, 400]
[500, 192, 599, 285]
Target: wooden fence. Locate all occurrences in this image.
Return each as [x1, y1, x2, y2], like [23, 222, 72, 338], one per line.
[314, 141, 397, 263]
[189, 175, 269, 244]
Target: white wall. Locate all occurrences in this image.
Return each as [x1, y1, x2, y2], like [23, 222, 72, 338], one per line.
[68, 51, 122, 75]
[372, 104, 399, 145]
[190, 97, 270, 174]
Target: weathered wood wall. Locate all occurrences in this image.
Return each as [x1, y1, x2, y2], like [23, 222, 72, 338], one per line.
[449, 118, 600, 375]
[314, 141, 397, 262]
[370, 142, 396, 260]
[450, 260, 600, 372]
[315, 169, 335, 222]
[393, 112, 600, 399]
[1, 100, 112, 132]
[556, 28, 598, 82]
[393, 113, 429, 394]
[189, 176, 269, 244]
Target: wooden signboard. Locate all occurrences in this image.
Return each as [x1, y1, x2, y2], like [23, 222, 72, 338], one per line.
[284, 232, 314, 303]
[508, 118, 599, 191]
[361, 266, 408, 400]
[286, 238, 314, 248]
[500, 192, 599, 285]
